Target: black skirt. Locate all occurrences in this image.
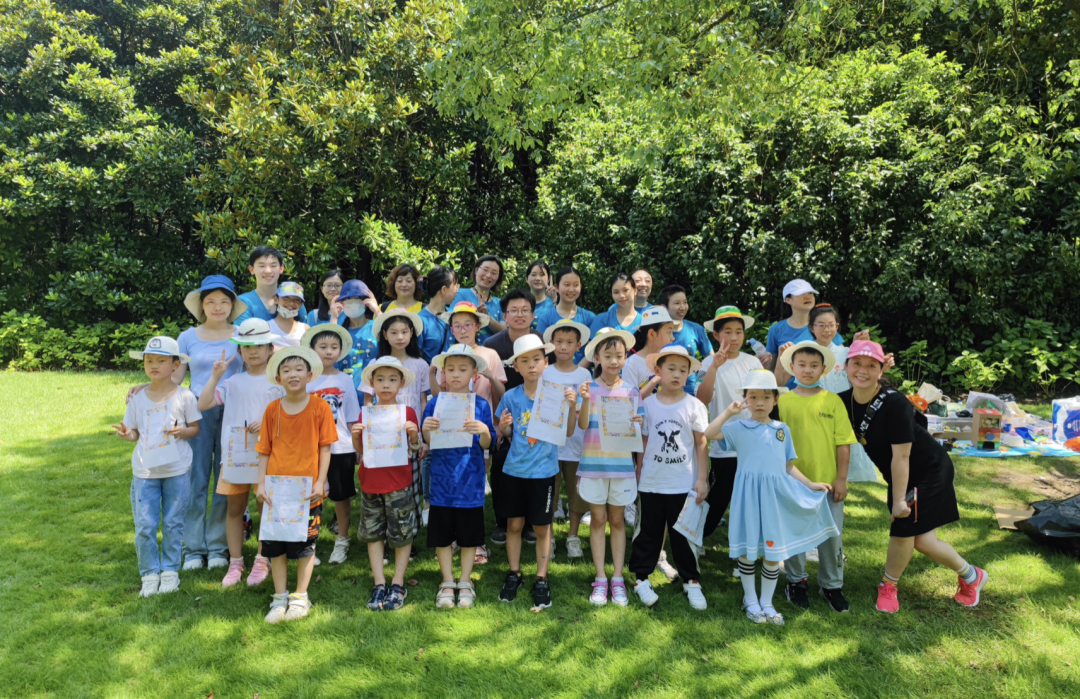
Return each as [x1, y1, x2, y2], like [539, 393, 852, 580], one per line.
[885, 456, 960, 537]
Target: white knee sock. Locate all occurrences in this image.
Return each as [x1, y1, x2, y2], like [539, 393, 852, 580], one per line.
[738, 557, 758, 607]
[760, 562, 780, 609]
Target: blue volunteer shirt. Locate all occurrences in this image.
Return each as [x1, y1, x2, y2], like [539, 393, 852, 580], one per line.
[496, 385, 560, 479]
[234, 289, 306, 324]
[303, 309, 348, 328]
[453, 287, 502, 344]
[423, 395, 494, 508]
[339, 322, 378, 389]
[589, 307, 643, 338]
[530, 297, 554, 329]
[672, 320, 713, 395]
[764, 319, 844, 389]
[418, 307, 451, 364]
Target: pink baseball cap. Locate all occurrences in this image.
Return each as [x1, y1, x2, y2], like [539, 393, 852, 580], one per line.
[848, 340, 885, 364]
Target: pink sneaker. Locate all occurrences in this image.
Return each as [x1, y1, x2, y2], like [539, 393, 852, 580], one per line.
[876, 581, 899, 613]
[954, 567, 989, 607]
[246, 556, 270, 587]
[589, 580, 609, 606]
[222, 559, 245, 588]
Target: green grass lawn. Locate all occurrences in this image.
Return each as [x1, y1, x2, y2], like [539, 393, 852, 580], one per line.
[1, 372, 1079, 698]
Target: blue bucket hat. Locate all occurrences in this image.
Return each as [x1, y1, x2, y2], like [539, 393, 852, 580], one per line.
[184, 275, 245, 323]
[338, 279, 373, 301]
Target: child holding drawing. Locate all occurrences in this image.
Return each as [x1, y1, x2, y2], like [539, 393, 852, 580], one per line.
[255, 346, 337, 623]
[197, 318, 284, 588]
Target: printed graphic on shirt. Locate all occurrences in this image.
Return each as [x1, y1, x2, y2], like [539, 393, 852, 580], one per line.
[515, 409, 539, 446]
[650, 419, 688, 465]
[313, 387, 345, 423]
[777, 428, 786, 442]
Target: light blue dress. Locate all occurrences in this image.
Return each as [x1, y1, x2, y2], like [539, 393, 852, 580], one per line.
[719, 419, 838, 560]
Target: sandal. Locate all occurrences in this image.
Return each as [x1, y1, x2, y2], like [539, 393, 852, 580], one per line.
[457, 580, 476, 608]
[474, 545, 489, 565]
[436, 581, 457, 609]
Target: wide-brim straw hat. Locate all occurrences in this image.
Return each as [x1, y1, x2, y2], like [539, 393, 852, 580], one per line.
[740, 369, 789, 394]
[266, 346, 324, 386]
[361, 356, 416, 388]
[645, 344, 702, 375]
[504, 334, 556, 366]
[584, 327, 635, 362]
[183, 275, 246, 324]
[231, 318, 281, 346]
[542, 318, 591, 345]
[372, 308, 423, 339]
[431, 343, 489, 374]
[780, 340, 837, 376]
[301, 323, 354, 357]
[703, 305, 756, 332]
[439, 301, 490, 328]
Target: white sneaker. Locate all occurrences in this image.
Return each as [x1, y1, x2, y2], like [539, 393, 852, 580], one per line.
[313, 555, 321, 567]
[182, 557, 204, 571]
[624, 502, 637, 526]
[139, 574, 160, 598]
[265, 593, 290, 623]
[657, 551, 679, 581]
[422, 508, 430, 527]
[634, 579, 659, 607]
[580, 511, 592, 526]
[207, 556, 229, 570]
[284, 593, 312, 621]
[329, 537, 349, 565]
[158, 571, 180, 594]
[684, 580, 707, 610]
[553, 504, 567, 521]
[566, 536, 584, 559]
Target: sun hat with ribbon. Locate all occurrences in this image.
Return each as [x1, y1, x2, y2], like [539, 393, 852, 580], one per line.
[372, 308, 423, 338]
[780, 340, 837, 376]
[183, 275, 246, 324]
[431, 343, 489, 373]
[646, 343, 703, 375]
[504, 334, 555, 366]
[439, 301, 490, 328]
[740, 369, 789, 394]
[703, 305, 756, 332]
[129, 336, 190, 363]
[230, 318, 281, 346]
[301, 323, 354, 356]
[584, 327, 636, 362]
[542, 318, 591, 345]
[361, 356, 416, 388]
[266, 346, 323, 385]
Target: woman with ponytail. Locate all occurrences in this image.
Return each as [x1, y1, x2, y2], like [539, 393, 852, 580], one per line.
[418, 266, 460, 363]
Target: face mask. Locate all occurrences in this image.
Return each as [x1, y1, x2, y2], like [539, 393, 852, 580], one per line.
[342, 300, 365, 318]
[794, 377, 822, 389]
[278, 305, 299, 319]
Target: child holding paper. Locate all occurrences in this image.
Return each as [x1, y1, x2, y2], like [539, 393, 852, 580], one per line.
[576, 328, 642, 607]
[255, 346, 336, 623]
[422, 344, 495, 609]
[629, 345, 710, 610]
[304, 323, 362, 566]
[113, 336, 202, 597]
[198, 318, 284, 588]
[495, 335, 578, 609]
[351, 357, 421, 611]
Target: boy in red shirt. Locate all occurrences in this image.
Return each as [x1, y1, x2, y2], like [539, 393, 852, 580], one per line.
[351, 357, 422, 611]
[256, 347, 337, 623]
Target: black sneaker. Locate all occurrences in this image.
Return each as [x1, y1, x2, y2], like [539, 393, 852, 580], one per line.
[785, 580, 810, 609]
[499, 571, 524, 602]
[523, 529, 537, 544]
[531, 577, 552, 609]
[383, 584, 408, 611]
[820, 587, 850, 613]
[490, 527, 507, 546]
[367, 584, 387, 611]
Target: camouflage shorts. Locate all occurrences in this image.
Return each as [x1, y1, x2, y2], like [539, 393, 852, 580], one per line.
[357, 487, 417, 548]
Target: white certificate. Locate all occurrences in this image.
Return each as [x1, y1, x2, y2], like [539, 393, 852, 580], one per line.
[598, 394, 642, 452]
[429, 392, 475, 449]
[223, 425, 259, 484]
[259, 475, 311, 542]
[526, 377, 571, 446]
[673, 493, 710, 547]
[363, 405, 409, 468]
[141, 405, 180, 468]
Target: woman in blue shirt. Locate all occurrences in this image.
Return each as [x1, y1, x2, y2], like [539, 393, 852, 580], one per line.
[304, 269, 347, 328]
[535, 266, 596, 363]
[525, 260, 555, 326]
[657, 284, 713, 395]
[453, 255, 506, 343]
[418, 266, 460, 363]
[764, 279, 844, 368]
[584, 273, 643, 367]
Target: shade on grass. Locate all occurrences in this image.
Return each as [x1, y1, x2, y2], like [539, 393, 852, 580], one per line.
[1, 372, 1078, 698]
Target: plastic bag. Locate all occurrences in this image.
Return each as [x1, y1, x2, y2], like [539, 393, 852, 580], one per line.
[1015, 494, 1080, 558]
[1051, 397, 1080, 444]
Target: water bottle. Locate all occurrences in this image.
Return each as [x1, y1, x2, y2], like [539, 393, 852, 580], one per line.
[749, 338, 768, 362]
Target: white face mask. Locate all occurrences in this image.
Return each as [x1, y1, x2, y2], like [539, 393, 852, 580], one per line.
[342, 299, 365, 318]
[278, 305, 299, 319]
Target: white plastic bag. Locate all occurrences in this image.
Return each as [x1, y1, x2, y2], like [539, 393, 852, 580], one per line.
[1052, 397, 1080, 444]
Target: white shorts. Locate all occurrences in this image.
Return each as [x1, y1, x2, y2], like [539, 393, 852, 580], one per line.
[578, 477, 637, 507]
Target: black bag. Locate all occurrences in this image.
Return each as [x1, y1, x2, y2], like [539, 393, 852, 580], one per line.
[1015, 494, 1080, 558]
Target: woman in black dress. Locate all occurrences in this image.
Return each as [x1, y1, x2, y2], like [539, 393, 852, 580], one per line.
[839, 341, 988, 613]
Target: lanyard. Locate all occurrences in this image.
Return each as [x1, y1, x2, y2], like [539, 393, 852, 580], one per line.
[854, 388, 894, 445]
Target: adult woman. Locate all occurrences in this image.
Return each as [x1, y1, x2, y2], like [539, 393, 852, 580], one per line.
[839, 341, 988, 613]
[418, 266, 460, 363]
[337, 279, 382, 388]
[304, 270, 347, 327]
[177, 275, 247, 570]
[588, 273, 643, 342]
[535, 266, 596, 363]
[604, 267, 653, 313]
[524, 260, 555, 321]
[381, 264, 424, 314]
[657, 284, 712, 395]
[454, 255, 506, 341]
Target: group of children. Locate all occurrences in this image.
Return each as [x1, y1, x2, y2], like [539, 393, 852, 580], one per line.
[117, 251, 985, 625]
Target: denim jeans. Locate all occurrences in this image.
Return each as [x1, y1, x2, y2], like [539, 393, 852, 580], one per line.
[785, 498, 845, 590]
[131, 474, 191, 576]
[182, 403, 228, 562]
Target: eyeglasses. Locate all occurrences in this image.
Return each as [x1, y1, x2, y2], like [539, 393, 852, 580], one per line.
[505, 309, 531, 316]
[451, 323, 477, 332]
[322, 283, 343, 291]
[813, 323, 838, 330]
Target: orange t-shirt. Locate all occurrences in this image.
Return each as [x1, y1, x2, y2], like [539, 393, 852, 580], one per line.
[256, 395, 338, 506]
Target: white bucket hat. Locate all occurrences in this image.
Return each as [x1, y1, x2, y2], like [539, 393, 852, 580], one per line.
[780, 340, 837, 376]
[504, 334, 555, 366]
[645, 343, 702, 375]
[266, 346, 323, 386]
[542, 318, 591, 345]
[301, 323, 354, 356]
[372, 308, 423, 339]
[431, 343, 488, 374]
[129, 336, 189, 363]
[639, 305, 673, 327]
[740, 369, 789, 394]
[584, 327, 635, 362]
[231, 318, 280, 346]
[361, 356, 416, 388]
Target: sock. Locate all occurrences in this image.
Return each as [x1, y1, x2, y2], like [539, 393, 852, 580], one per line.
[958, 562, 977, 583]
[336, 535, 349, 543]
[292, 591, 308, 599]
[230, 557, 244, 563]
[612, 576, 624, 583]
[595, 577, 608, 583]
[760, 562, 780, 609]
[738, 557, 758, 606]
[882, 571, 899, 585]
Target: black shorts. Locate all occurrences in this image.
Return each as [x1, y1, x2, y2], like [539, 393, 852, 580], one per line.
[495, 474, 555, 526]
[327, 452, 358, 501]
[262, 504, 322, 560]
[426, 505, 486, 549]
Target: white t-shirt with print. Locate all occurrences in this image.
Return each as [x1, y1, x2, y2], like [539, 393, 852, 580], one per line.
[541, 365, 593, 461]
[123, 388, 202, 479]
[695, 352, 763, 458]
[214, 372, 285, 465]
[622, 353, 652, 393]
[307, 371, 362, 454]
[639, 393, 709, 494]
[360, 356, 432, 420]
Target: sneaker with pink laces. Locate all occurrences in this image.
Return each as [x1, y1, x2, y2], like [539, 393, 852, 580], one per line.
[589, 580, 609, 606]
[876, 581, 900, 613]
[610, 580, 629, 607]
[954, 567, 989, 607]
[222, 558, 245, 588]
[246, 555, 270, 587]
